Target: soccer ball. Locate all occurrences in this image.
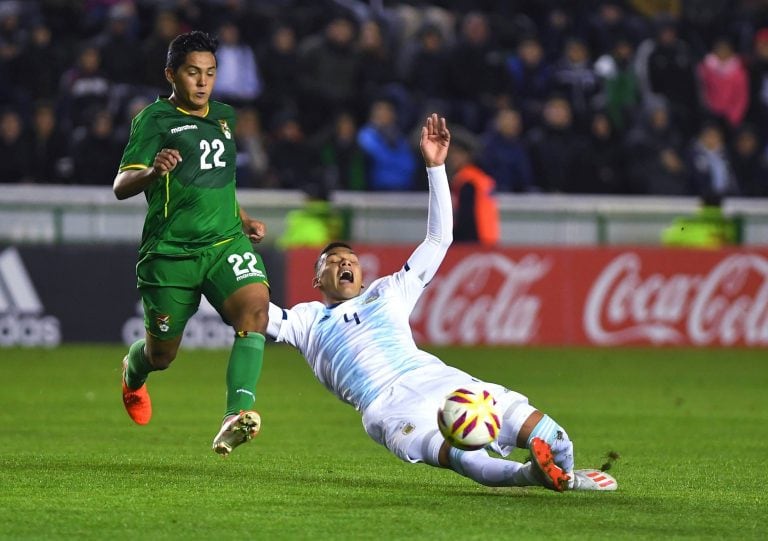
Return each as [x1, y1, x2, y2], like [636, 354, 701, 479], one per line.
[437, 385, 502, 451]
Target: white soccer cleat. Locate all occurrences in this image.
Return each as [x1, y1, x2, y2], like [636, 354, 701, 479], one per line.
[212, 410, 261, 457]
[569, 469, 618, 491]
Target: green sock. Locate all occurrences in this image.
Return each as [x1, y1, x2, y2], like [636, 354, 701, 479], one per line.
[125, 339, 154, 390]
[225, 332, 265, 416]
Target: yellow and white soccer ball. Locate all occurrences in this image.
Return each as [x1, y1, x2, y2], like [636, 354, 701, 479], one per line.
[437, 385, 502, 450]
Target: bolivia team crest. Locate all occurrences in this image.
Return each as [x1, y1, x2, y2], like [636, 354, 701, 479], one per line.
[155, 314, 171, 333]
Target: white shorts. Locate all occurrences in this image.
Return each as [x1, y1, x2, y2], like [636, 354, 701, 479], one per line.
[361, 363, 529, 464]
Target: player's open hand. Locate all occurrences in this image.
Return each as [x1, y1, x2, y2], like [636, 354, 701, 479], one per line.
[419, 113, 450, 168]
[152, 148, 182, 176]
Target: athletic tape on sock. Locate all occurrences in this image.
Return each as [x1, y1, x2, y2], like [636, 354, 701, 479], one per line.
[526, 414, 559, 446]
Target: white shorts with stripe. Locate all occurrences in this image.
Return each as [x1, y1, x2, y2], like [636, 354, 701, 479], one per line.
[361, 363, 530, 464]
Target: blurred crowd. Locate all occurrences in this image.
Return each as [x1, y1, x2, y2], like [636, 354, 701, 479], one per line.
[1, 0, 768, 198]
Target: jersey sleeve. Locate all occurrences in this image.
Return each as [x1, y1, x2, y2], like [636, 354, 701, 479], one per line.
[398, 164, 453, 294]
[119, 111, 164, 172]
[381, 165, 452, 310]
[266, 301, 316, 348]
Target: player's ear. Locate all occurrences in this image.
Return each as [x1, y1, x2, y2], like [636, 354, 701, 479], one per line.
[164, 67, 174, 85]
[312, 276, 322, 289]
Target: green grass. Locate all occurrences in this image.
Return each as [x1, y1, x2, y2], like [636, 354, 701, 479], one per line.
[0, 345, 765, 540]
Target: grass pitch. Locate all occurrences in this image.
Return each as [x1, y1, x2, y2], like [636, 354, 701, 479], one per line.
[0, 344, 765, 540]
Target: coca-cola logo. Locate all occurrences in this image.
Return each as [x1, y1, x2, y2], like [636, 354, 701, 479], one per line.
[412, 253, 550, 345]
[585, 252, 768, 346]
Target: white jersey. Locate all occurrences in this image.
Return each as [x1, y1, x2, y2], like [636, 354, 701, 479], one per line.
[267, 165, 453, 412]
[269, 266, 445, 411]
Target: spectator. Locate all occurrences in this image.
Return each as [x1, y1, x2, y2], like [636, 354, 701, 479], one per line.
[586, 0, 648, 56]
[478, 107, 534, 193]
[448, 135, 500, 246]
[140, 9, 181, 93]
[552, 37, 600, 127]
[748, 28, 768, 138]
[0, 1, 26, 104]
[296, 14, 362, 133]
[688, 121, 740, 198]
[357, 98, 417, 191]
[504, 35, 553, 128]
[70, 108, 123, 185]
[14, 23, 67, 104]
[525, 95, 590, 193]
[315, 110, 367, 191]
[594, 37, 640, 132]
[697, 36, 749, 128]
[402, 24, 450, 112]
[113, 93, 152, 142]
[256, 22, 299, 129]
[582, 110, 629, 193]
[235, 107, 269, 188]
[358, 19, 400, 114]
[0, 107, 31, 182]
[537, 5, 579, 63]
[625, 99, 689, 194]
[212, 21, 262, 107]
[445, 11, 502, 132]
[634, 16, 699, 136]
[96, 3, 142, 85]
[58, 44, 111, 131]
[265, 111, 318, 191]
[730, 124, 768, 196]
[680, 0, 731, 53]
[28, 101, 68, 183]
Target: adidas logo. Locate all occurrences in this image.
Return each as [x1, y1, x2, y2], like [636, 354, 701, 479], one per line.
[0, 247, 60, 347]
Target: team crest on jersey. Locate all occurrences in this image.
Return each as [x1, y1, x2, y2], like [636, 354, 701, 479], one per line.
[363, 292, 379, 304]
[218, 119, 232, 139]
[155, 314, 171, 333]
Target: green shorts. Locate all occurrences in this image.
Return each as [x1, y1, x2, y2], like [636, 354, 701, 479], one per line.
[137, 235, 269, 339]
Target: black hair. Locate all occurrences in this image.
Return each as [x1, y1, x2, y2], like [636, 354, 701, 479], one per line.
[166, 31, 218, 72]
[315, 242, 353, 273]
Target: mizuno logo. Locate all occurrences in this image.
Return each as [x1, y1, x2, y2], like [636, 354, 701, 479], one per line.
[170, 124, 198, 134]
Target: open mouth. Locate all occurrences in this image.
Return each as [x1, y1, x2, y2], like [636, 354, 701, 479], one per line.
[339, 270, 354, 284]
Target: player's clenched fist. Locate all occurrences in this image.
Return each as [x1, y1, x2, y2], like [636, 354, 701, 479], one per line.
[153, 148, 183, 175]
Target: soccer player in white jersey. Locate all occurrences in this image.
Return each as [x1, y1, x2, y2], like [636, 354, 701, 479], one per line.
[266, 114, 617, 492]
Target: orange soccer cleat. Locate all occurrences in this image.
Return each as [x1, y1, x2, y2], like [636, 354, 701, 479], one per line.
[121, 356, 152, 425]
[530, 437, 571, 492]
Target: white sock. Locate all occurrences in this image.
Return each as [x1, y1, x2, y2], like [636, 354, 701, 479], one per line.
[447, 447, 537, 487]
[527, 415, 574, 473]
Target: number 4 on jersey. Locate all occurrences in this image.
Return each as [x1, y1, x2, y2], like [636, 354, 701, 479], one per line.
[344, 312, 361, 325]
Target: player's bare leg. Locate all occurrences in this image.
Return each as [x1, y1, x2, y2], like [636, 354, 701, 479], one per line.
[211, 282, 269, 456]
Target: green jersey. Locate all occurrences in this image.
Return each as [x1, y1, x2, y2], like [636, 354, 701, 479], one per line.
[119, 98, 241, 256]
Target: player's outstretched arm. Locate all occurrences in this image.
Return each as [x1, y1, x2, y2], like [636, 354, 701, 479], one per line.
[266, 302, 284, 340]
[406, 114, 452, 285]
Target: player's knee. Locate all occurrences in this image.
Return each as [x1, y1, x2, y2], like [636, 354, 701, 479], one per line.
[231, 302, 268, 334]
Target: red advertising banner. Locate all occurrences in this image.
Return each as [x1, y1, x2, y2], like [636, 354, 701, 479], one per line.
[285, 246, 768, 347]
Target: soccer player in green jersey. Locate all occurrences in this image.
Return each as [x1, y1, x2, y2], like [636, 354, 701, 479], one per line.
[113, 31, 267, 456]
